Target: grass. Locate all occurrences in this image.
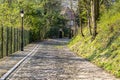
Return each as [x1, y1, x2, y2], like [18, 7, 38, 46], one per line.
[68, 3, 120, 78]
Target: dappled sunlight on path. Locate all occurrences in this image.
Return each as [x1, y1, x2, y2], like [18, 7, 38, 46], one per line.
[7, 39, 119, 80]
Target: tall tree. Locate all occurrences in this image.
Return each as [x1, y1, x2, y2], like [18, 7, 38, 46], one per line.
[83, 0, 92, 35]
[78, 0, 84, 37]
[91, 0, 99, 39]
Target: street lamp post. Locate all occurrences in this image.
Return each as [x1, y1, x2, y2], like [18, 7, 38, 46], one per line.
[20, 9, 24, 51]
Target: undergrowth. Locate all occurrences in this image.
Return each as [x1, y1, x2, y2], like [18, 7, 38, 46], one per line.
[68, 2, 120, 78]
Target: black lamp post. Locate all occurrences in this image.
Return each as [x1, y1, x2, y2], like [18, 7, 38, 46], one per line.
[20, 9, 24, 51]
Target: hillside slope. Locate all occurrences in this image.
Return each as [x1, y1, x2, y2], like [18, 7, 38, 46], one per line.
[68, 3, 120, 78]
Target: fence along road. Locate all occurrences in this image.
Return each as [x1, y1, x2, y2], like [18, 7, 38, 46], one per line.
[0, 27, 29, 59]
[0, 43, 39, 80]
[1, 39, 119, 80]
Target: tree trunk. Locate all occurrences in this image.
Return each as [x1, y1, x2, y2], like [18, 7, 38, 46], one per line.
[80, 18, 84, 37]
[75, 21, 78, 36]
[78, 0, 84, 37]
[87, 9, 92, 35]
[91, 0, 97, 39]
[95, 0, 99, 20]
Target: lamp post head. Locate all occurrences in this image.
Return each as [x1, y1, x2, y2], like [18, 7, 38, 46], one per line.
[20, 9, 24, 17]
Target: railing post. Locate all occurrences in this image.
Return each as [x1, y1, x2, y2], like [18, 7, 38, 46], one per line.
[13, 28, 15, 52]
[10, 27, 12, 54]
[1, 27, 3, 58]
[6, 27, 9, 56]
[17, 28, 19, 51]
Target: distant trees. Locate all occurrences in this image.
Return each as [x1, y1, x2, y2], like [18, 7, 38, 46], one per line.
[77, 0, 100, 39]
[77, 0, 116, 39]
[0, 0, 64, 41]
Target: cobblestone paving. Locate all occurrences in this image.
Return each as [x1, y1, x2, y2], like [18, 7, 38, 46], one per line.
[0, 43, 37, 77]
[7, 39, 119, 80]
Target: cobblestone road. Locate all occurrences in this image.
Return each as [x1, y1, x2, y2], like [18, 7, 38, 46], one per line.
[7, 39, 119, 80]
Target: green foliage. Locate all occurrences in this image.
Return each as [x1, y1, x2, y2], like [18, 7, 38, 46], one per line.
[69, 1, 120, 78]
[0, 0, 65, 42]
[46, 15, 68, 38]
[0, 0, 66, 58]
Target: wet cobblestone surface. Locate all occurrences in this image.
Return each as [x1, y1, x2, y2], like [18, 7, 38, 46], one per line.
[7, 39, 119, 80]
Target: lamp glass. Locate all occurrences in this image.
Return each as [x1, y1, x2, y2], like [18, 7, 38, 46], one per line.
[20, 13, 24, 17]
[20, 10, 24, 17]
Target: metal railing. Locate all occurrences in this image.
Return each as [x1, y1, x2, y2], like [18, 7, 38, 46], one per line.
[0, 27, 30, 58]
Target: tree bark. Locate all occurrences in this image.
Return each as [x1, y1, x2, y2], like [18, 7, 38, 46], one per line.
[95, 0, 99, 20]
[91, 0, 97, 39]
[80, 18, 84, 37]
[87, 9, 92, 35]
[78, 0, 84, 37]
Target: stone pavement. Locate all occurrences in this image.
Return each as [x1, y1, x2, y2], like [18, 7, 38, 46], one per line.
[1, 39, 120, 80]
[0, 43, 37, 77]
